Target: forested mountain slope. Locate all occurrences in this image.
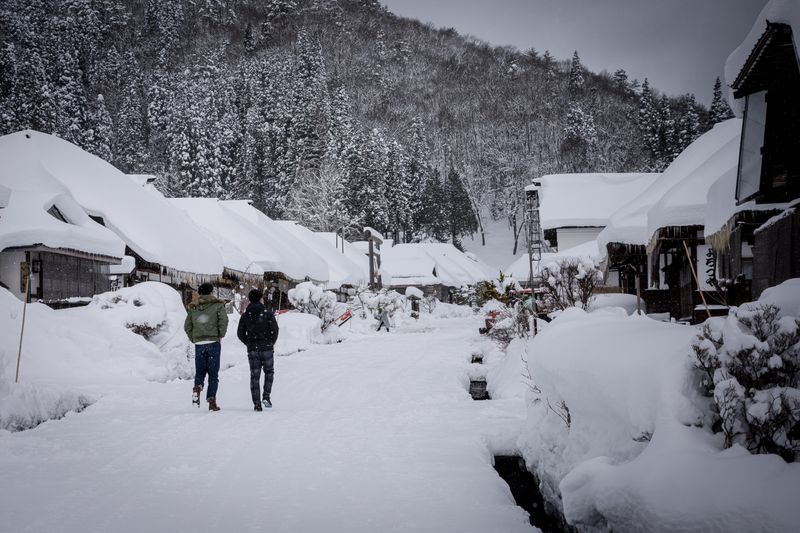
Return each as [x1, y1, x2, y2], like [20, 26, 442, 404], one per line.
[0, 0, 714, 253]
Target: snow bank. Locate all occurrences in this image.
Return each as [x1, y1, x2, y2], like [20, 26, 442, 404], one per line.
[0, 380, 94, 432]
[0, 284, 192, 386]
[537, 173, 659, 230]
[589, 293, 641, 315]
[0, 283, 197, 430]
[561, 419, 800, 532]
[274, 312, 341, 355]
[487, 337, 530, 400]
[519, 306, 800, 532]
[82, 282, 194, 380]
[754, 278, 800, 317]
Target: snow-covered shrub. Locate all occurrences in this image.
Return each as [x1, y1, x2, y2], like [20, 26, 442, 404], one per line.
[451, 284, 478, 308]
[354, 288, 405, 319]
[691, 303, 800, 461]
[288, 281, 343, 332]
[86, 282, 194, 380]
[420, 294, 437, 314]
[482, 299, 533, 347]
[477, 272, 521, 305]
[538, 258, 601, 312]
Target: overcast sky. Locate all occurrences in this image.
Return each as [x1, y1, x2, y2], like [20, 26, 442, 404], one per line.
[381, 0, 767, 105]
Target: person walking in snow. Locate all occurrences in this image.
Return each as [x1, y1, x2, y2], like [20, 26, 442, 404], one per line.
[376, 307, 391, 332]
[237, 289, 280, 411]
[185, 282, 229, 411]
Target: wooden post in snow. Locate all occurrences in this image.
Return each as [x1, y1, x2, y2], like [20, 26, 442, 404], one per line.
[15, 268, 30, 383]
[682, 240, 712, 320]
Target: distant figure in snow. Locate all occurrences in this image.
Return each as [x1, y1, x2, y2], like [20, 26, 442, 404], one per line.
[237, 289, 280, 411]
[185, 282, 229, 411]
[376, 307, 391, 332]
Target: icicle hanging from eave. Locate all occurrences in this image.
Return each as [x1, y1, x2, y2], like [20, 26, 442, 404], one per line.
[706, 217, 736, 253]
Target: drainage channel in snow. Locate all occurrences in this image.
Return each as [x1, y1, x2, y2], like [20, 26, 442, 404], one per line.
[469, 379, 490, 400]
[493, 455, 578, 533]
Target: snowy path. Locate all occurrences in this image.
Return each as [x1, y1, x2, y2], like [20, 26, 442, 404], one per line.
[0, 317, 534, 533]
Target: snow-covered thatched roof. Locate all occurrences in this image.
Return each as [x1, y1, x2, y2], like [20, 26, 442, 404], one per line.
[1, 130, 224, 276]
[169, 198, 267, 279]
[597, 119, 741, 253]
[646, 120, 741, 246]
[317, 232, 371, 282]
[0, 131, 125, 259]
[276, 221, 367, 289]
[220, 200, 328, 283]
[382, 243, 496, 288]
[536, 173, 659, 230]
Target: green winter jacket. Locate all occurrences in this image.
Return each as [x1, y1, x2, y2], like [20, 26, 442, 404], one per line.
[184, 295, 229, 344]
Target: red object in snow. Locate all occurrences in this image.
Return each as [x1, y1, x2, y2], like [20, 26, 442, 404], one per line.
[336, 310, 353, 327]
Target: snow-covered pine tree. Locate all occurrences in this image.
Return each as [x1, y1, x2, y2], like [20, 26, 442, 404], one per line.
[404, 116, 430, 240]
[568, 51, 585, 93]
[561, 102, 598, 172]
[383, 139, 411, 241]
[674, 93, 700, 157]
[709, 77, 735, 125]
[419, 170, 448, 241]
[638, 78, 664, 171]
[613, 69, 629, 92]
[82, 94, 113, 162]
[445, 167, 478, 250]
[113, 77, 148, 172]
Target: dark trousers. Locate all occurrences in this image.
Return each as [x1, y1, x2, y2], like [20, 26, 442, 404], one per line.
[248, 350, 274, 404]
[194, 342, 221, 399]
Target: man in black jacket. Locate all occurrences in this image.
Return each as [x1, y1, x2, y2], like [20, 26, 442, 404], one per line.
[237, 289, 280, 411]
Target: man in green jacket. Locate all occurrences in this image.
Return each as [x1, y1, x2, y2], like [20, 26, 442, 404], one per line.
[184, 282, 229, 411]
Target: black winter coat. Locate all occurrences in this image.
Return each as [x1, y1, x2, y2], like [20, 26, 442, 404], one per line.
[237, 302, 279, 352]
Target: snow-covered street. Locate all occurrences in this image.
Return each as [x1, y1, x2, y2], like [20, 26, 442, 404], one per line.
[0, 316, 534, 533]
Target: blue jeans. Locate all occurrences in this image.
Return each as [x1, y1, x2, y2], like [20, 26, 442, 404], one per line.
[194, 342, 221, 399]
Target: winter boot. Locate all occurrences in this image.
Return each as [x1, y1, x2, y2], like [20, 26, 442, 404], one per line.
[254, 403, 263, 412]
[262, 397, 272, 409]
[192, 385, 202, 407]
[208, 397, 221, 411]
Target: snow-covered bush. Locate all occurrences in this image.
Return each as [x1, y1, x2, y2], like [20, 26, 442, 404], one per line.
[477, 272, 521, 305]
[288, 281, 343, 332]
[538, 258, 601, 312]
[420, 294, 438, 314]
[691, 303, 800, 461]
[354, 288, 405, 318]
[451, 284, 478, 308]
[87, 282, 194, 379]
[481, 299, 533, 347]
